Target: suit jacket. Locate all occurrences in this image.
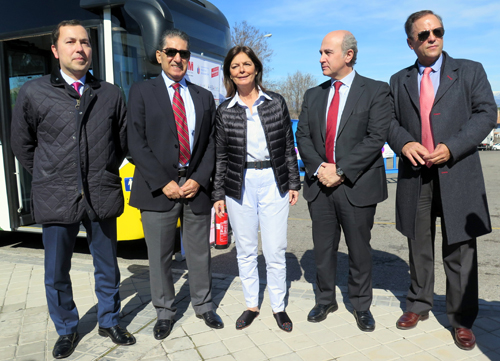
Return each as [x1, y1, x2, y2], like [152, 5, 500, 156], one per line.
[387, 52, 497, 243]
[296, 72, 391, 206]
[127, 75, 216, 214]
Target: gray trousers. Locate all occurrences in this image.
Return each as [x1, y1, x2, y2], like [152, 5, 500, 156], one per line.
[141, 185, 213, 320]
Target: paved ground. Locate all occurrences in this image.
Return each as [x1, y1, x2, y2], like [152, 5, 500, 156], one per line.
[1, 250, 500, 361]
[1, 151, 499, 360]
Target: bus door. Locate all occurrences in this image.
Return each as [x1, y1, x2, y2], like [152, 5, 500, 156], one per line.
[1, 35, 55, 228]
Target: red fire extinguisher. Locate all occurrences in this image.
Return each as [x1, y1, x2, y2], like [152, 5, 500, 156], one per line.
[215, 210, 229, 249]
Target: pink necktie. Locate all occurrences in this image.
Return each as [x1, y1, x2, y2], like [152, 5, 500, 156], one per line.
[72, 82, 81, 96]
[420, 67, 435, 167]
[172, 83, 190, 166]
[325, 81, 343, 164]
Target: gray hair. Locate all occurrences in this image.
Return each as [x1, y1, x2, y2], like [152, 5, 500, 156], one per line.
[405, 10, 444, 39]
[341, 32, 357, 67]
[158, 28, 190, 50]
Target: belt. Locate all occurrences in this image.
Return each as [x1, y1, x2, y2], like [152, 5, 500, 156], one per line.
[178, 167, 188, 177]
[245, 160, 272, 169]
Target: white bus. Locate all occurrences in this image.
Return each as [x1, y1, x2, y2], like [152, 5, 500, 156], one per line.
[0, 0, 230, 239]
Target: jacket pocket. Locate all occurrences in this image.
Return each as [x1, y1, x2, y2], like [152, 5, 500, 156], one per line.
[31, 173, 71, 223]
[96, 170, 124, 219]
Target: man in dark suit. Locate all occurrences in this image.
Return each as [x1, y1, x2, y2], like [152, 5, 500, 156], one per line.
[296, 30, 391, 332]
[127, 29, 223, 340]
[388, 10, 497, 350]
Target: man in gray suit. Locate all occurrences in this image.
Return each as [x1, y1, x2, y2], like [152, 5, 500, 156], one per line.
[127, 29, 223, 340]
[388, 10, 496, 350]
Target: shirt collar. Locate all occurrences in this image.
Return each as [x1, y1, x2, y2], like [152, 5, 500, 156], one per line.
[60, 69, 86, 86]
[227, 88, 272, 108]
[417, 53, 443, 75]
[331, 70, 355, 89]
[161, 71, 187, 89]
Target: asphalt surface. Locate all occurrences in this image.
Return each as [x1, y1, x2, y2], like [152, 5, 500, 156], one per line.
[1, 151, 499, 302]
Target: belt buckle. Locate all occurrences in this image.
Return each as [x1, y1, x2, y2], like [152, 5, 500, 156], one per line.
[254, 161, 263, 170]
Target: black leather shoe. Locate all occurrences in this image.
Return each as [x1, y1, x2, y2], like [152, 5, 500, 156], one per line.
[98, 325, 136, 345]
[307, 302, 339, 322]
[353, 310, 375, 332]
[196, 310, 224, 329]
[52, 332, 79, 359]
[153, 319, 172, 340]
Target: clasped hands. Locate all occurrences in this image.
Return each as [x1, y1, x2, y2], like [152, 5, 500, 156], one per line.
[402, 142, 450, 167]
[162, 179, 200, 199]
[317, 163, 344, 188]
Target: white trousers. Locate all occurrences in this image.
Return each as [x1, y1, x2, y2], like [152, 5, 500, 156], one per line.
[226, 167, 290, 312]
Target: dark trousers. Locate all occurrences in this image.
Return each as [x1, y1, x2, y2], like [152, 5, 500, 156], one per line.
[407, 167, 478, 328]
[308, 185, 376, 311]
[141, 178, 213, 320]
[42, 217, 121, 335]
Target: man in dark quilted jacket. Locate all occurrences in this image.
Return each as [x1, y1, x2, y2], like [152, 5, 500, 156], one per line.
[11, 20, 135, 359]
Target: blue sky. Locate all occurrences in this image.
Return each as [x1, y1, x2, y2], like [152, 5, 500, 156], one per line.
[211, 0, 500, 93]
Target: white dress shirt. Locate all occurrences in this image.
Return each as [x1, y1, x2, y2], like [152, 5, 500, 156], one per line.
[325, 69, 356, 163]
[227, 89, 272, 162]
[417, 53, 443, 96]
[60, 69, 86, 96]
[161, 72, 196, 166]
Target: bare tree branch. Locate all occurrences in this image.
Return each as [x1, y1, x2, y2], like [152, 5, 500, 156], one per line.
[231, 21, 273, 73]
[276, 71, 317, 119]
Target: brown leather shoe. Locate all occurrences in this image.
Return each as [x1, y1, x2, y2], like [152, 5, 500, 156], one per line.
[454, 328, 476, 350]
[396, 311, 429, 330]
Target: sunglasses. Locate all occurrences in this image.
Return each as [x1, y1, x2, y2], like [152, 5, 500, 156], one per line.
[417, 27, 445, 42]
[161, 48, 191, 59]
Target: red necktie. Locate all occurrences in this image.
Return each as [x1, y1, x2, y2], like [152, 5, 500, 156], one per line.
[172, 83, 190, 166]
[72, 82, 81, 96]
[325, 81, 343, 164]
[420, 67, 435, 167]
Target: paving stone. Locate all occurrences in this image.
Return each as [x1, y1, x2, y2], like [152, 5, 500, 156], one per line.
[16, 340, 45, 356]
[258, 341, 293, 358]
[14, 352, 46, 361]
[162, 336, 194, 353]
[232, 346, 267, 361]
[0, 346, 16, 361]
[197, 341, 229, 359]
[167, 348, 202, 361]
[386, 338, 424, 357]
[190, 330, 220, 347]
[282, 333, 317, 351]
[296, 345, 332, 361]
[322, 339, 357, 358]
[268, 352, 303, 361]
[222, 334, 255, 353]
[361, 344, 400, 360]
[18, 331, 45, 345]
[336, 351, 372, 361]
[369, 328, 402, 344]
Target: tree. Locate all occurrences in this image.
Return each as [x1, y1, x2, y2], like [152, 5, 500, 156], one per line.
[276, 71, 317, 119]
[231, 21, 273, 72]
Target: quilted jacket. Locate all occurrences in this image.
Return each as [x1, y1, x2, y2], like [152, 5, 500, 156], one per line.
[212, 91, 301, 201]
[11, 69, 127, 224]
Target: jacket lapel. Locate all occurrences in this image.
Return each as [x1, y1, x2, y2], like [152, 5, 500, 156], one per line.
[318, 81, 330, 143]
[337, 73, 364, 137]
[152, 76, 178, 137]
[435, 52, 458, 105]
[403, 63, 420, 112]
[187, 81, 203, 150]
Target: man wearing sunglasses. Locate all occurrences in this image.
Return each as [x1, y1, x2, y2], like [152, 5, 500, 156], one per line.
[127, 28, 223, 340]
[387, 10, 496, 350]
